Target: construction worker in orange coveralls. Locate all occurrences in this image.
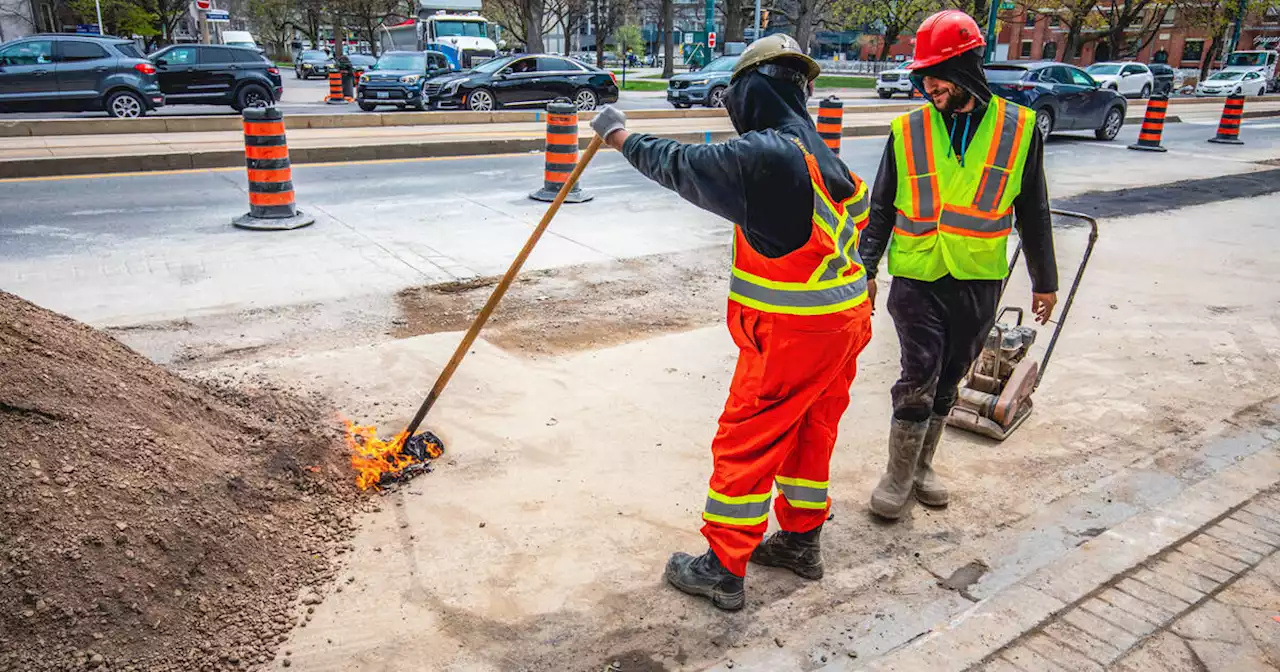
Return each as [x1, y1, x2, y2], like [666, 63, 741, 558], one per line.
[589, 35, 873, 610]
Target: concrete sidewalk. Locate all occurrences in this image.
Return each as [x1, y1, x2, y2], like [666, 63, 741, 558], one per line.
[4, 100, 1278, 179]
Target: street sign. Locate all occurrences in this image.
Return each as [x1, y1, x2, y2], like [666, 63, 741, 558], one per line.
[708, 31, 716, 48]
[74, 23, 100, 34]
[205, 9, 229, 22]
[195, 0, 210, 9]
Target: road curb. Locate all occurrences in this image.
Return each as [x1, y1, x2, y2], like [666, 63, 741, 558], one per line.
[3, 109, 1277, 180]
[827, 432, 1280, 672]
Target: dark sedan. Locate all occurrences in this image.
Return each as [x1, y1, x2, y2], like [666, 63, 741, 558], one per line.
[984, 61, 1127, 140]
[294, 49, 333, 79]
[425, 54, 619, 112]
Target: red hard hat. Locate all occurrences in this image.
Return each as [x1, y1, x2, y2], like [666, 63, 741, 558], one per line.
[909, 10, 986, 70]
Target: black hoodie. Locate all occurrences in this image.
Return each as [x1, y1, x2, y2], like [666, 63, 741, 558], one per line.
[620, 70, 857, 258]
[857, 49, 1059, 293]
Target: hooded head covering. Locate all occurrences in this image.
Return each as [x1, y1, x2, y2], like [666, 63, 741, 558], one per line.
[724, 69, 857, 203]
[909, 48, 993, 108]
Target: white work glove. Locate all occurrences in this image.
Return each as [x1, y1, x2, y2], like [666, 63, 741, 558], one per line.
[590, 105, 627, 142]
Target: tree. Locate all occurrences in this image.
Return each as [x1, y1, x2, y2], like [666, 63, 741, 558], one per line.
[68, 0, 158, 39]
[247, 0, 295, 58]
[661, 0, 674, 77]
[779, 0, 840, 54]
[612, 23, 643, 57]
[484, 0, 547, 52]
[297, 0, 325, 50]
[719, 0, 753, 43]
[833, 0, 936, 60]
[547, 0, 589, 55]
[592, 0, 622, 67]
[151, 0, 194, 49]
[341, 0, 400, 56]
[1092, 0, 1170, 61]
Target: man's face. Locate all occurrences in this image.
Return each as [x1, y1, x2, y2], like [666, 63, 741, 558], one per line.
[921, 75, 972, 113]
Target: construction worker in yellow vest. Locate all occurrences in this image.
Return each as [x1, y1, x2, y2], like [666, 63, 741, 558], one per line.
[857, 10, 1059, 520]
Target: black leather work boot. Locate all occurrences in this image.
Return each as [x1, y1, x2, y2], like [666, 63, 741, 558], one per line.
[664, 549, 745, 611]
[750, 525, 824, 580]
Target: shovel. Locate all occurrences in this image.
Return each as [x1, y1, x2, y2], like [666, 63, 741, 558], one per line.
[396, 135, 606, 456]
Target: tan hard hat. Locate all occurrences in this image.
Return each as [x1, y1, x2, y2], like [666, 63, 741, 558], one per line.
[731, 34, 821, 83]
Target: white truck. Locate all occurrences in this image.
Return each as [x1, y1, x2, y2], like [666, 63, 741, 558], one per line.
[1220, 49, 1279, 92]
[379, 0, 498, 70]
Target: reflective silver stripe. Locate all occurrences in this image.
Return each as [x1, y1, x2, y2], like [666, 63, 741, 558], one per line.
[906, 108, 938, 219]
[895, 212, 937, 235]
[939, 209, 1013, 234]
[730, 274, 868, 309]
[776, 481, 827, 505]
[704, 495, 771, 521]
[816, 189, 869, 281]
[975, 102, 1023, 212]
[814, 194, 840, 233]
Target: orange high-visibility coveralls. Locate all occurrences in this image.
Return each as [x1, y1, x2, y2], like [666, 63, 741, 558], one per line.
[701, 138, 873, 577]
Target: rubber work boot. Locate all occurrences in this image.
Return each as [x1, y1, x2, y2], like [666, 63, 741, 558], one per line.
[750, 525, 824, 580]
[914, 414, 950, 507]
[869, 418, 929, 520]
[664, 549, 745, 611]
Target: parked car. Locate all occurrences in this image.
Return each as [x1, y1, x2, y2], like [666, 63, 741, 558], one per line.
[295, 50, 334, 79]
[875, 67, 914, 98]
[0, 33, 164, 117]
[357, 50, 452, 111]
[1146, 63, 1179, 96]
[150, 44, 281, 111]
[1195, 69, 1268, 97]
[1221, 49, 1278, 91]
[667, 55, 737, 108]
[345, 53, 376, 72]
[1084, 61, 1154, 98]
[984, 61, 1127, 140]
[426, 54, 619, 112]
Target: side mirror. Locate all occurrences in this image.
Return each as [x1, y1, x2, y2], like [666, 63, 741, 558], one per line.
[155, 58, 168, 66]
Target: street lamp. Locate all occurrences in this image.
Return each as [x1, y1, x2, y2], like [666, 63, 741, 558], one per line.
[95, 0, 104, 35]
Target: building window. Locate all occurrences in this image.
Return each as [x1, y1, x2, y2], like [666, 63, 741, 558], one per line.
[1182, 39, 1204, 62]
[1161, 7, 1176, 26]
[1042, 41, 1058, 60]
[1025, 12, 1037, 27]
[1049, 14, 1061, 27]
[1021, 39, 1033, 58]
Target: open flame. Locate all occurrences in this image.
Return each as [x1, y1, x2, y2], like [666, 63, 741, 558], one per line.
[343, 420, 442, 490]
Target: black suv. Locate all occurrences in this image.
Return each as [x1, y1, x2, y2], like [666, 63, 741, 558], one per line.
[150, 44, 283, 110]
[0, 33, 164, 117]
[1147, 63, 1178, 96]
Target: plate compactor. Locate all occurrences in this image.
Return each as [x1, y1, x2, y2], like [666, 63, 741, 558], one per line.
[947, 210, 1099, 441]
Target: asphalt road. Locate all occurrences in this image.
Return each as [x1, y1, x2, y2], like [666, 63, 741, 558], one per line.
[1, 118, 1277, 326]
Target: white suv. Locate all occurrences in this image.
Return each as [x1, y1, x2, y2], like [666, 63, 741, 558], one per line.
[876, 68, 915, 98]
[1085, 62, 1154, 98]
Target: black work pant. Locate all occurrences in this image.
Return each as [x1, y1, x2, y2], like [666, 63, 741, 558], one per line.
[886, 275, 1002, 423]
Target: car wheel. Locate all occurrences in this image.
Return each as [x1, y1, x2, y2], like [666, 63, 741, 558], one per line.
[877, 91, 892, 99]
[106, 90, 145, 118]
[1034, 107, 1054, 139]
[412, 98, 426, 111]
[1140, 83, 1151, 99]
[358, 102, 378, 112]
[294, 68, 301, 79]
[1095, 106, 1124, 141]
[706, 86, 726, 108]
[574, 87, 598, 112]
[468, 87, 496, 111]
[234, 84, 271, 111]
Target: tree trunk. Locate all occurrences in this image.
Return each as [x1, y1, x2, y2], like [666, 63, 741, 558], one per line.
[524, 0, 545, 53]
[878, 28, 899, 61]
[594, 0, 605, 68]
[1200, 34, 1219, 82]
[661, 0, 673, 78]
[333, 14, 344, 57]
[724, 0, 744, 43]
[794, 0, 815, 54]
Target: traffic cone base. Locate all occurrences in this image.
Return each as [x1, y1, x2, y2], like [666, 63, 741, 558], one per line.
[233, 211, 315, 230]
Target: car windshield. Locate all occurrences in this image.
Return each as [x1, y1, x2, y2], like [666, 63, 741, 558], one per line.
[471, 55, 515, 73]
[349, 55, 375, 65]
[1226, 52, 1265, 66]
[701, 56, 738, 72]
[433, 20, 487, 38]
[983, 66, 1028, 82]
[1086, 64, 1123, 75]
[116, 43, 143, 59]
[375, 53, 425, 71]
[302, 50, 326, 61]
[1207, 71, 1244, 81]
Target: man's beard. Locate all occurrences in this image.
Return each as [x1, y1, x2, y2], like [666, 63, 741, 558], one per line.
[936, 87, 974, 114]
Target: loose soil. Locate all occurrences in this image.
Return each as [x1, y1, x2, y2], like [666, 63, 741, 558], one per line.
[0, 291, 360, 672]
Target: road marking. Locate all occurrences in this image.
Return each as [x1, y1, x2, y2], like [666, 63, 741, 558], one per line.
[0, 151, 539, 184]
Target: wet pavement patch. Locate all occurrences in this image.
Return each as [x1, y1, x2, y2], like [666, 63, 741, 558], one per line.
[939, 560, 990, 599]
[1055, 168, 1280, 220]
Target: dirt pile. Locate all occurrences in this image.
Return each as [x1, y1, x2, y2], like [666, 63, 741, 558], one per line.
[0, 291, 359, 671]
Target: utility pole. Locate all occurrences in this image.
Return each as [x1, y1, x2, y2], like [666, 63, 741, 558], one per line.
[983, 0, 1001, 63]
[94, 0, 104, 34]
[705, 0, 713, 59]
[753, 0, 761, 42]
[1225, 0, 1247, 55]
[200, 0, 211, 44]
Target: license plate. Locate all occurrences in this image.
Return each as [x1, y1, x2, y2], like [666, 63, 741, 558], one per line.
[376, 91, 389, 99]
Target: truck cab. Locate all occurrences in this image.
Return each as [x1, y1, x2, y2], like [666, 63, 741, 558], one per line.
[424, 12, 496, 68]
[1222, 50, 1279, 92]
